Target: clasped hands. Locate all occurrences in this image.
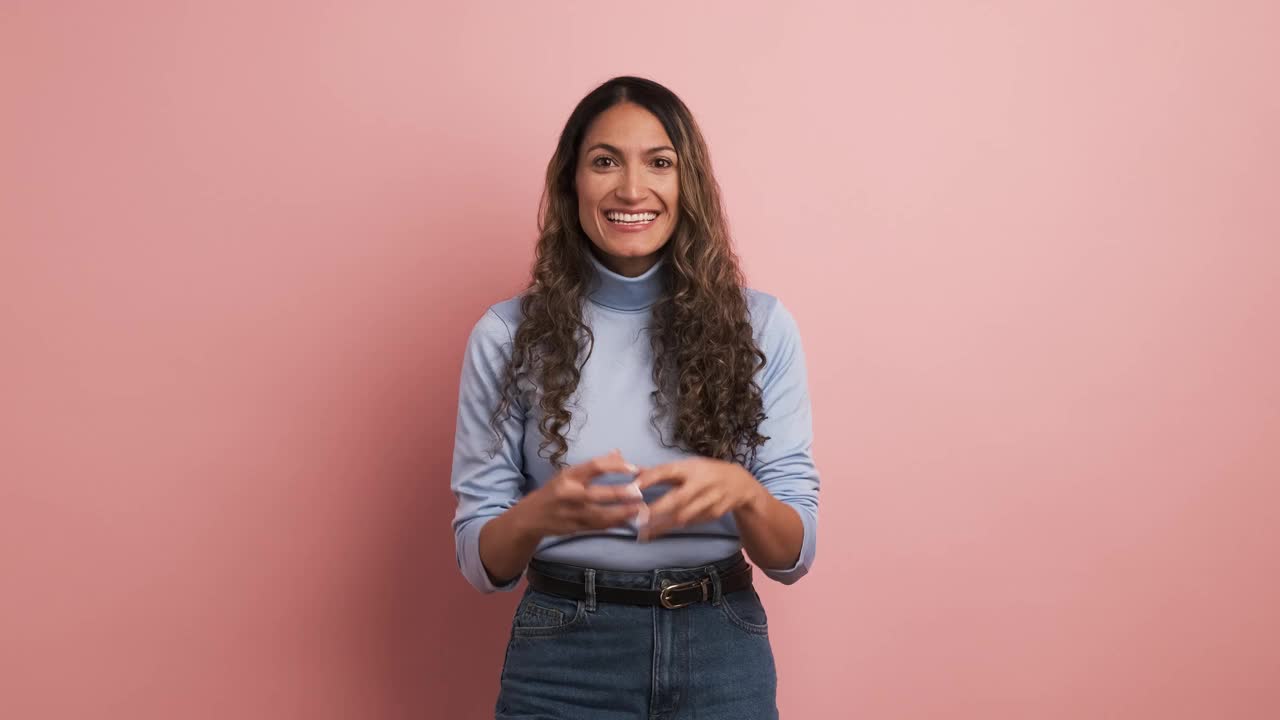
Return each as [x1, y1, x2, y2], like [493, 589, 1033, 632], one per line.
[530, 448, 764, 542]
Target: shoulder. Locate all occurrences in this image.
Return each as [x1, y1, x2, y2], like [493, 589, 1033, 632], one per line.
[743, 287, 802, 345]
[462, 294, 526, 366]
[743, 286, 807, 385]
[467, 294, 523, 342]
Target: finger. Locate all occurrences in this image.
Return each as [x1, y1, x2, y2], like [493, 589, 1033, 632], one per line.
[636, 508, 668, 542]
[650, 491, 711, 532]
[646, 483, 698, 519]
[642, 485, 714, 539]
[580, 502, 646, 531]
[672, 493, 719, 528]
[710, 496, 737, 519]
[633, 462, 683, 491]
[564, 450, 639, 486]
[583, 482, 645, 505]
[638, 510, 676, 541]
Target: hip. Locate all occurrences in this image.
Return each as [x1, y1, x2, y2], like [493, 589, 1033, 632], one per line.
[496, 551, 778, 719]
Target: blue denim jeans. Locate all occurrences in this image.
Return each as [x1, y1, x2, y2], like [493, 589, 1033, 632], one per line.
[495, 550, 778, 720]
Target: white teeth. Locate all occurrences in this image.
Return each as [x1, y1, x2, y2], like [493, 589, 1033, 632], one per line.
[605, 211, 658, 223]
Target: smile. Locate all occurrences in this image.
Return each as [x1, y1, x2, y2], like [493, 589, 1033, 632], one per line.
[603, 210, 659, 231]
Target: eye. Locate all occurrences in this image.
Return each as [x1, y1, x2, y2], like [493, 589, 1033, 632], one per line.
[592, 156, 617, 168]
[653, 157, 674, 169]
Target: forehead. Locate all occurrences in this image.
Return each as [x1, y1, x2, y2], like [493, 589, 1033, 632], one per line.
[580, 102, 673, 152]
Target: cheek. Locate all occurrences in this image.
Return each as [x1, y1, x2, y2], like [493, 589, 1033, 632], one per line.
[575, 189, 602, 235]
[576, 182, 604, 213]
[577, 205, 597, 236]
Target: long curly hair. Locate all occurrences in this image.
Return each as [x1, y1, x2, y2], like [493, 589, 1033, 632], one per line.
[488, 75, 770, 470]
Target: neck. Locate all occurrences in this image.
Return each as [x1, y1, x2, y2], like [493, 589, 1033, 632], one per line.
[598, 252, 660, 278]
[585, 248, 667, 312]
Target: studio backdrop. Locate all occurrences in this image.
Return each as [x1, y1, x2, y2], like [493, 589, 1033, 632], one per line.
[3, 2, 1277, 718]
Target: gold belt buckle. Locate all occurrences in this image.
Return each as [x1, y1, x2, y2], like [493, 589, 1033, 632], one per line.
[659, 577, 710, 609]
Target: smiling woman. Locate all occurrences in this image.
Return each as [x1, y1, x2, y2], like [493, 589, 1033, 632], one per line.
[449, 75, 820, 719]
[574, 110, 680, 276]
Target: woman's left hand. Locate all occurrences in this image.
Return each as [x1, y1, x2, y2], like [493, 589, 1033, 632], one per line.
[631, 457, 765, 541]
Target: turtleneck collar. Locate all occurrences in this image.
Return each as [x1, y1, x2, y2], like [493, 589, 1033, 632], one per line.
[585, 250, 667, 312]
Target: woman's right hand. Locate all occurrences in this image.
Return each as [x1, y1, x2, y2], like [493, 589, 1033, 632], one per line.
[519, 449, 646, 537]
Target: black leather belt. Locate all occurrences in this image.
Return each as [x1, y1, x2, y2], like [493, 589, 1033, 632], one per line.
[526, 561, 753, 609]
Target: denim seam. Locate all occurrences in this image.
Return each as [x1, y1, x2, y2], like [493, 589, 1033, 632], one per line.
[512, 592, 586, 637]
[719, 590, 769, 635]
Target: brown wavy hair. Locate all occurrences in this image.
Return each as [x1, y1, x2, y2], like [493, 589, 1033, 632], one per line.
[488, 75, 770, 470]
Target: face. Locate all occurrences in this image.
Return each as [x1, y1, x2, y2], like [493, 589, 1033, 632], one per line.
[575, 102, 679, 277]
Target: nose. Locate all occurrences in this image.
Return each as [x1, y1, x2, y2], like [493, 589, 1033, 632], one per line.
[616, 164, 647, 202]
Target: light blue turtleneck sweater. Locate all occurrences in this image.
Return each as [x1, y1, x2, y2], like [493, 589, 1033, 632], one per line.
[450, 251, 820, 593]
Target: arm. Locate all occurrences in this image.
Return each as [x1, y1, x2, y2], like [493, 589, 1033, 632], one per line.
[450, 307, 534, 593]
[733, 479, 806, 575]
[476, 501, 542, 587]
[736, 298, 820, 585]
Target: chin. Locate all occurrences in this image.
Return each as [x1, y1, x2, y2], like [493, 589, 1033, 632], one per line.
[612, 244, 661, 257]
[614, 235, 671, 254]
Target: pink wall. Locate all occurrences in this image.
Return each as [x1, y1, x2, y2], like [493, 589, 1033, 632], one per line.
[4, 2, 1278, 718]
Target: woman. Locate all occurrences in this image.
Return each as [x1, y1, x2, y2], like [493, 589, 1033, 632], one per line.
[450, 75, 820, 719]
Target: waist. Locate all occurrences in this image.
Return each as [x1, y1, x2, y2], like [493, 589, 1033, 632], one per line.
[533, 532, 743, 572]
[529, 549, 750, 591]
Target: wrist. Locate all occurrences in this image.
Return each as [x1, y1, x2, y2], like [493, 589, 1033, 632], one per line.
[509, 496, 546, 543]
[736, 468, 770, 516]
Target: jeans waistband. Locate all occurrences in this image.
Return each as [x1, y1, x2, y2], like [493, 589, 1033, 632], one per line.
[527, 550, 749, 591]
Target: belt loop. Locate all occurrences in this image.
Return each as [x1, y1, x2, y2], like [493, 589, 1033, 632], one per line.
[707, 564, 723, 606]
[584, 568, 597, 613]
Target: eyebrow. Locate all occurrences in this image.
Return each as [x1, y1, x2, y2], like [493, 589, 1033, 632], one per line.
[585, 142, 676, 155]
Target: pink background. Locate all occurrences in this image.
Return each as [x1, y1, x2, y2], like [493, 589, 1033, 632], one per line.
[4, 2, 1278, 718]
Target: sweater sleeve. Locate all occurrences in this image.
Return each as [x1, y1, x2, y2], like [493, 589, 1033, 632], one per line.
[747, 298, 820, 585]
[450, 307, 527, 593]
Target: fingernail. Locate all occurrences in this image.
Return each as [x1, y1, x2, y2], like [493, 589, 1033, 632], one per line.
[624, 463, 639, 474]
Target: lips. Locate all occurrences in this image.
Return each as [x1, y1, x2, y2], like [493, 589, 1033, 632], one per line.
[604, 210, 659, 220]
[603, 213, 657, 232]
